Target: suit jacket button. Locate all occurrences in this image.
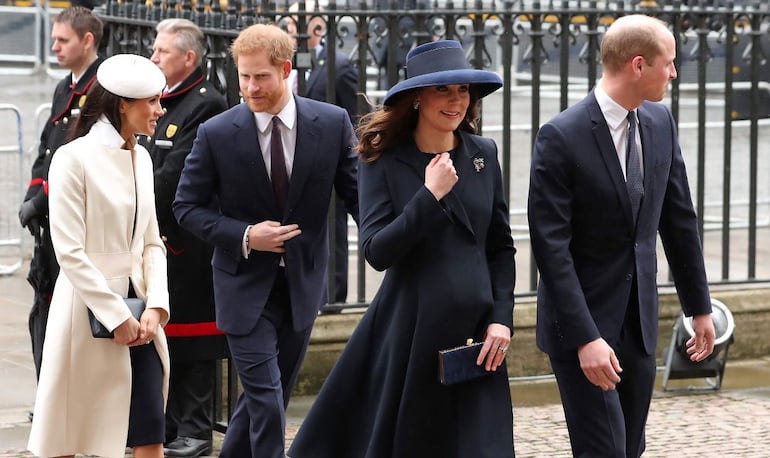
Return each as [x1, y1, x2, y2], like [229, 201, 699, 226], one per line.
[626, 273, 633, 281]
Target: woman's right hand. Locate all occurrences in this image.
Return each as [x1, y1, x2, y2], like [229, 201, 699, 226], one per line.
[112, 317, 141, 346]
[425, 152, 458, 201]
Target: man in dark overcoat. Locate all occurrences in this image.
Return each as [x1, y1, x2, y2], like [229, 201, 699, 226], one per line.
[141, 18, 228, 458]
[18, 6, 104, 382]
[289, 2, 362, 305]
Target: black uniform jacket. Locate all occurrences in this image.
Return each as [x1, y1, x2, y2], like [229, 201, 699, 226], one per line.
[24, 56, 104, 215]
[141, 68, 229, 361]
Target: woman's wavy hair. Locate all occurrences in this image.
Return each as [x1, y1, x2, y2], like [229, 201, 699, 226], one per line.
[355, 87, 482, 163]
[67, 82, 129, 143]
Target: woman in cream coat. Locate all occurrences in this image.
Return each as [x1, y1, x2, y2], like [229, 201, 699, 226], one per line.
[28, 54, 171, 458]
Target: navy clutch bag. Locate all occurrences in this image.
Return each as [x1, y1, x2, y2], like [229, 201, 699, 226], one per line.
[88, 298, 145, 338]
[438, 340, 503, 385]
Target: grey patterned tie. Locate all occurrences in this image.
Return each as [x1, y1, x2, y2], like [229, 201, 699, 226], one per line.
[626, 111, 644, 223]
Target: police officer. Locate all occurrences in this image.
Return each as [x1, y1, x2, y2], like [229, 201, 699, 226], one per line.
[18, 6, 104, 383]
[142, 18, 228, 457]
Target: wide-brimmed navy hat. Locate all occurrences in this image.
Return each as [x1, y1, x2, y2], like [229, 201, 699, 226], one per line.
[382, 40, 503, 106]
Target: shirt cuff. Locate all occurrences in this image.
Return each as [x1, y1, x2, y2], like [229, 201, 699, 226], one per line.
[242, 225, 252, 259]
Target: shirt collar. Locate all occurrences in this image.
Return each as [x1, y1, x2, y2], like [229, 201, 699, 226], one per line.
[254, 94, 297, 134]
[92, 115, 129, 149]
[595, 81, 634, 131]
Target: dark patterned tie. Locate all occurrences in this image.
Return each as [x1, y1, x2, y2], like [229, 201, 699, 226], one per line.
[626, 111, 644, 223]
[271, 116, 289, 216]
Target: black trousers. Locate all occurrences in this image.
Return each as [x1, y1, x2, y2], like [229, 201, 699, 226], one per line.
[165, 359, 216, 441]
[219, 269, 313, 458]
[27, 223, 58, 380]
[550, 288, 656, 458]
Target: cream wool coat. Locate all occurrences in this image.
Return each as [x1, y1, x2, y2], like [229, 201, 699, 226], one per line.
[27, 118, 170, 458]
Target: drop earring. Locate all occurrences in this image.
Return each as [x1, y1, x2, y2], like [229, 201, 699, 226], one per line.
[413, 100, 420, 110]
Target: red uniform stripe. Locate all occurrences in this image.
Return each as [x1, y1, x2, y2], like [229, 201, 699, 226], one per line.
[164, 321, 225, 337]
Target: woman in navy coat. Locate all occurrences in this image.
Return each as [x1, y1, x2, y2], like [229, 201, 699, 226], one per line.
[289, 40, 516, 458]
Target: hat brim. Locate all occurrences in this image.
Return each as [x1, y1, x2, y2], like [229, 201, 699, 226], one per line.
[382, 69, 502, 106]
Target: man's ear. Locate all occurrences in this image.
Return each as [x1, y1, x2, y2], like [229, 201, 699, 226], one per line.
[282, 59, 292, 79]
[82, 31, 95, 51]
[185, 50, 197, 68]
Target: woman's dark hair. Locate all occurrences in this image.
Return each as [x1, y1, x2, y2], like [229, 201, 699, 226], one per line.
[355, 87, 482, 163]
[67, 81, 130, 142]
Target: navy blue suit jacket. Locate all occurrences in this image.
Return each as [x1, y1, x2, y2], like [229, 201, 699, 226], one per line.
[528, 92, 711, 356]
[173, 97, 359, 334]
[305, 45, 359, 122]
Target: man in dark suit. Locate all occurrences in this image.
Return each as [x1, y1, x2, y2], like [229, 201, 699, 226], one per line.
[18, 6, 103, 383]
[528, 15, 716, 458]
[173, 23, 358, 457]
[141, 18, 228, 457]
[288, 2, 361, 304]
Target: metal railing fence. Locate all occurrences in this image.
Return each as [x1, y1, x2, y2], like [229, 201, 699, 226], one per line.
[88, 0, 770, 430]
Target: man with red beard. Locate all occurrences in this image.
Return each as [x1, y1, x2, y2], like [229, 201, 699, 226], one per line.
[173, 23, 358, 457]
[19, 6, 104, 388]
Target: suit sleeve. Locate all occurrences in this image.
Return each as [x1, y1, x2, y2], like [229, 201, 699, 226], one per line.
[528, 122, 601, 348]
[22, 105, 58, 212]
[334, 113, 360, 225]
[48, 147, 133, 333]
[656, 108, 711, 317]
[336, 60, 360, 122]
[173, 122, 246, 262]
[359, 158, 452, 272]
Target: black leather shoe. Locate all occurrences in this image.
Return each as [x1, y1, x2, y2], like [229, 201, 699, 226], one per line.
[163, 437, 213, 457]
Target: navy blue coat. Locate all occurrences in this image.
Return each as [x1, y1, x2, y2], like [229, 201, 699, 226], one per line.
[173, 97, 358, 334]
[289, 131, 516, 458]
[528, 92, 712, 357]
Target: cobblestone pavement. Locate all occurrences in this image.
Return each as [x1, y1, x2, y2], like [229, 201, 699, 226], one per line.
[3, 387, 770, 457]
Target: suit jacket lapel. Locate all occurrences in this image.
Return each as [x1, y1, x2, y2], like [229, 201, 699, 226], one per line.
[287, 98, 321, 219]
[306, 48, 326, 94]
[587, 93, 636, 227]
[444, 134, 477, 238]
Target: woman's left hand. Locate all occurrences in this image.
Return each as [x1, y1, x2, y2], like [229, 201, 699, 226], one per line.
[129, 308, 162, 347]
[477, 323, 511, 371]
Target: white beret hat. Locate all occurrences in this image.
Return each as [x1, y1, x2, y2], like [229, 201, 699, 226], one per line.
[97, 54, 166, 99]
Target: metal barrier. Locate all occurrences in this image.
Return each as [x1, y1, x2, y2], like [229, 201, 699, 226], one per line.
[0, 103, 24, 275]
[43, 1, 68, 78]
[0, 3, 43, 75]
